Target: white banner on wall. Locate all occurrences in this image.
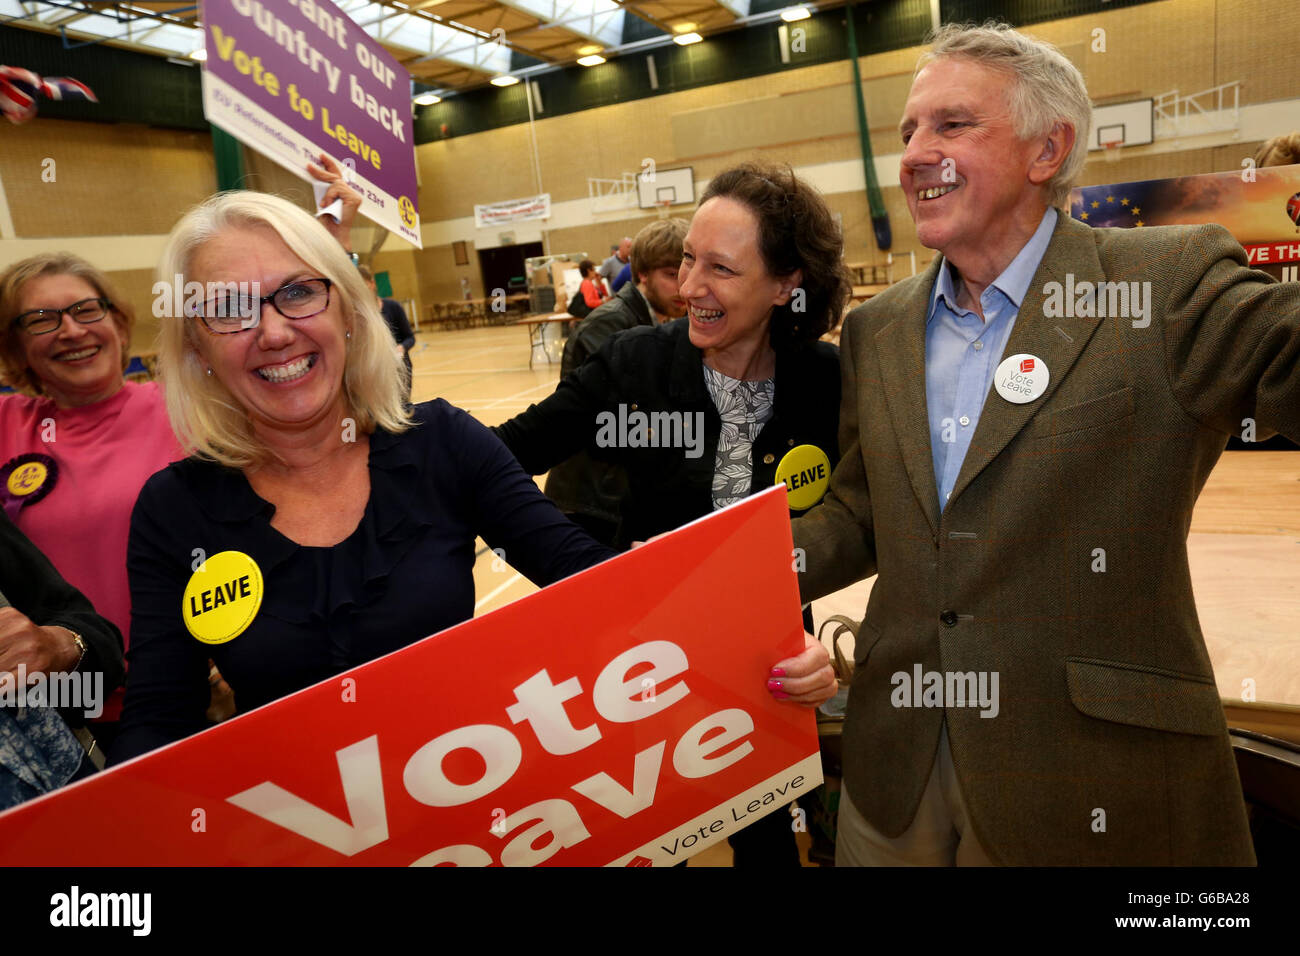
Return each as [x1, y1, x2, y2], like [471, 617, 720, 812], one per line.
[474, 193, 551, 229]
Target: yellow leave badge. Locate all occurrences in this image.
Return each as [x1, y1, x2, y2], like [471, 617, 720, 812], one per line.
[775, 444, 831, 511]
[182, 550, 264, 646]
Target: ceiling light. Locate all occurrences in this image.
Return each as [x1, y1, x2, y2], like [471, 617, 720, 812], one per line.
[673, 32, 702, 46]
[491, 75, 520, 87]
[781, 7, 811, 21]
[577, 44, 602, 55]
[413, 92, 441, 105]
[189, 48, 208, 61]
[577, 54, 606, 67]
[673, 22, 697, 33]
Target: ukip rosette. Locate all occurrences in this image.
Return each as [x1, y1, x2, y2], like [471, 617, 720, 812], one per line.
[1, 452, 57, 521]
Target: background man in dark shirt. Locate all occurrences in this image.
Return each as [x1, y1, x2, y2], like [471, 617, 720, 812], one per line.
[597, 236, 632, 287]
[545, 218, 689, 544]
[358, 265, 415, 404]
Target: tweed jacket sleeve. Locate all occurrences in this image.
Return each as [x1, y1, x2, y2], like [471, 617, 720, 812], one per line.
[1152, 224, 1300, 440]
[790, 314, 878, 603]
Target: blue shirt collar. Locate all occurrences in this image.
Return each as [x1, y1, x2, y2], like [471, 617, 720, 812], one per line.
[929, 207, 1058, 319]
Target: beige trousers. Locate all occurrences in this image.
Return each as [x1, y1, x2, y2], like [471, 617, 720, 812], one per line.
[835, 719, 996, 866]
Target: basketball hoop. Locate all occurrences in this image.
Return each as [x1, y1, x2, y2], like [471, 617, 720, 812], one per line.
[656, 200, 672, 220]
[1102, 139, 1122, 163]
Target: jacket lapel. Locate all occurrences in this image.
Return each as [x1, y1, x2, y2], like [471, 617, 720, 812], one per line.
[621, 281, 652, 326]
[947, 213, 1107, 509]
[874, 258, 943, 538]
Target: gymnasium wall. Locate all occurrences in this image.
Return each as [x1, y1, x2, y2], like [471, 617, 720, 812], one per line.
[409, 0, 1294, 307]
[0, 0, 1294, 350]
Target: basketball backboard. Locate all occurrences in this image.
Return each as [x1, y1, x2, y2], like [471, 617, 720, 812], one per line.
[1089, 98, 1155, 150]
[637, 166, 696, 209]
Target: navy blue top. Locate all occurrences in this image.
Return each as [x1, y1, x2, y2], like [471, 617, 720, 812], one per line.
[380, 298, 415, 353]
[113, 399, 615, 762]
[611, 261, 633, 293]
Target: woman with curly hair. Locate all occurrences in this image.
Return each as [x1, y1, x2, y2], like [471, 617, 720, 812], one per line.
[495, 161, 850, 864]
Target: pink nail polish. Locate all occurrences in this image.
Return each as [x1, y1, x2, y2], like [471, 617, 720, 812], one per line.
[770, 667, 786, 677]
[767, 678, 783, 691]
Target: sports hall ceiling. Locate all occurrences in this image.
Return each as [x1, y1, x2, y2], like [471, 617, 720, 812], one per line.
[0, 0, 840, 94]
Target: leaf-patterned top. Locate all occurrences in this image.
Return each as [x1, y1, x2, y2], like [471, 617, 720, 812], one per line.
[703, 365, 775, 511]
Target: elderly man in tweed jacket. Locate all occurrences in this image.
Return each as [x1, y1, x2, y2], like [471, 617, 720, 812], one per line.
[793, 22, 1298, 865]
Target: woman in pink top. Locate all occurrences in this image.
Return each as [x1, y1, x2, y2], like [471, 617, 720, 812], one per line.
[0, 253, 183, 749]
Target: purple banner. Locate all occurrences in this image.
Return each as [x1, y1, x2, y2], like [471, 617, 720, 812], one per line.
[201, 0, 421, 246]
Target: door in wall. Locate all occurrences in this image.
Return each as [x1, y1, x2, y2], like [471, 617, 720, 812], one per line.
[477, 242, 543, 306]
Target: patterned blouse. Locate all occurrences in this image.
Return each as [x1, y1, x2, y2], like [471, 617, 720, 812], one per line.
[703, 365, 776, 510]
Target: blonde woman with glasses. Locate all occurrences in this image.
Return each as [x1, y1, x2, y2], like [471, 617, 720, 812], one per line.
[111, 191, 619, 762]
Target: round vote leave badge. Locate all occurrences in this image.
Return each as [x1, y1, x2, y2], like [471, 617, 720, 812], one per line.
[994, 353, 1049, 404]
[775, 444, 832, 511]
[182, 550, 264, 646]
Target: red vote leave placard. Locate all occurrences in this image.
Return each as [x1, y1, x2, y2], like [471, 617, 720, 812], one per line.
[0, 487, 820, 866]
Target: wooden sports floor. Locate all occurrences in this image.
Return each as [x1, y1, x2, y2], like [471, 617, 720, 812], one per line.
[411, 321, 1300, 866]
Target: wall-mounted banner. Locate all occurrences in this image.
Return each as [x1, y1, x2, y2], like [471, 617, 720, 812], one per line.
[1069, 164, 1300, 283]
[200, 0, 422, 247]
[0, 488, 819, 866]
[474, 194, 551, 230]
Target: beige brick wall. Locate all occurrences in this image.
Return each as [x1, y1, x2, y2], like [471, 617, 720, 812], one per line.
[415, 0, 1297, 225]
[0, 119, 214, 238]
[103, 268, 166, 357]
[2, 0, 1294, 340]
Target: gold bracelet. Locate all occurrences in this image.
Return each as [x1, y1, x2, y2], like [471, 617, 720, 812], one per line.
[67, 629, 87, 670]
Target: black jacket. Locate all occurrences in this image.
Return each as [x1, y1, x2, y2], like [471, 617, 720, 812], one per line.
[381, 299, 415, 372]
[496, 317, 841, 550]
[542, 283, 657, 533]
[560, 281, 652, 377]
[0, 510, 124, 724]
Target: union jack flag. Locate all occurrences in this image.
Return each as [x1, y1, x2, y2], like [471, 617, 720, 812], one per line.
[0, 66, 97, 125]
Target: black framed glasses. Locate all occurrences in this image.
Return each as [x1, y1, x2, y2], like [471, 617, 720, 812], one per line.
[12, 297, 111, 336]
[193, 278, 333, 334]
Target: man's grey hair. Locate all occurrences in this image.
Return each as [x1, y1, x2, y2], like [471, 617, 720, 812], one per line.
[918, 21, 1092, 208]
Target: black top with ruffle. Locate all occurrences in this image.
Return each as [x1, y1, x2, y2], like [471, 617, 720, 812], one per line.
[112, 399, 614, 763]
